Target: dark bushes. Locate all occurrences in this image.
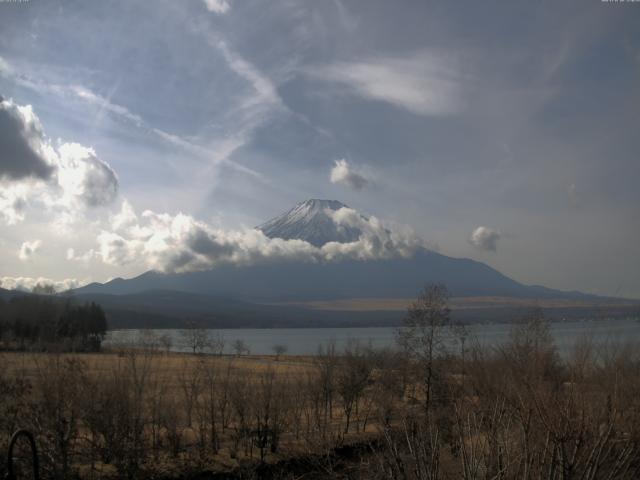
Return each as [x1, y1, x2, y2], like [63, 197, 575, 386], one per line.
[0, 296, 107, 352]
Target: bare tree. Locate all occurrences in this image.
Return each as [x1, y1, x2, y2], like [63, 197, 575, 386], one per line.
[196, 357, 221, 454]
[136, 329, 160, 352]
[251, 369, 288, 460]
[397, 284, 451, 415]
[181, 320, 210, 355]
[158, 333, 173, 354]
[233, 339, 250, 356]
[208, 331, 225, 355]
[229, 374, 252, 457]
[32, 355, 85, 479]
[77, 351, 152, 479]
[504, 306, 559, 381]
[217, 359, 235, 432]
[145, 358, 168, 461]
[315, 341, 338, 428]
[336, 342, 373, 433]
[272, 344, 287, 360]
[178, 358, 202, 428]
[159, 395, 183, 458]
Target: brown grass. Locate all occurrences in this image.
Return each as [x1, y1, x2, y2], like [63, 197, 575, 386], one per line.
[266, 295, 639, 311]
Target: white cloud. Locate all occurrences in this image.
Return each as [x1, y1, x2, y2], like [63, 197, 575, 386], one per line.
[0, 97, 56, 181]
[203, 0, 230, 14]
[66, 246, 95, 264]
[469, 226, 501, 252]
[308, 51, 462, 116]
[0, 184, 28, 225]
[95, 204, 426, 273]
[97, 231, 140, 267]
[109, 199, 138, 231]
[330, 159, 370, 190]
[322, 207, 424, 261]
[56, 143, 118, 207]
[0, 98, 119, 226]
[18, 239, 42, 260]
[0, 276, 83, 292]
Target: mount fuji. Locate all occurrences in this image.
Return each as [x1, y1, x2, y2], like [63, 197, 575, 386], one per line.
[257, 199, 364, 247]
[75, 199, 590, 300]
[68, 199, 634, 327]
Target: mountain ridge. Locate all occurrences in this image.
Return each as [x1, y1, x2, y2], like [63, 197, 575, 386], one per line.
[72, 249, 599, 301]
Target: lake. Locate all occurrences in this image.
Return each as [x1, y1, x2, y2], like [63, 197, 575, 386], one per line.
[105, 318, 640, 356]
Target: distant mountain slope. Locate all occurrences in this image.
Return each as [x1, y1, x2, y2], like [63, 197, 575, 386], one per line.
[257, 199, 362, 246]
[0, 287, 20, 301]
[72, 249, 595, 301]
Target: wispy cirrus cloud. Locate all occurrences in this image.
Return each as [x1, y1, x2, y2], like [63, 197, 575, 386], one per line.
[0, 55, 262, 180]
[70, 85, 143, 126]
[0, 58, 141, 128]
[306, 51, 464, 116]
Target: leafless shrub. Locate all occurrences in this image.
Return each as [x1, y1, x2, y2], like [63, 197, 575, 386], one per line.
[181, 321, 212, 355]
[178, 357, 202, 428]
[0, 355, 33, 479]
[397, 284, 452, 416]
[194, 357, 221, 455]
[233, 339, 250, 356]
[336, 341, 373, 434]
[272, 344, 288, 360]
[32, 355, 85, 479]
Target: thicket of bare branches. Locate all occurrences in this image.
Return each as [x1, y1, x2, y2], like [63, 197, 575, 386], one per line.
[1, 295, 640, 479]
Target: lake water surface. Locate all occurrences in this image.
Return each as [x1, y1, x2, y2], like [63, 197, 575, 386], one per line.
[105, 318, 640, 356]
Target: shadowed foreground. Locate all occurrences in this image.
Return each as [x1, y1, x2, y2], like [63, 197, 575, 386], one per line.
[2, 316, 640, 479]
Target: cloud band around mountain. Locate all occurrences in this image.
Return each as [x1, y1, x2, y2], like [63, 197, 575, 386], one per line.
[0, 276, 82, 292]
[96, 201, 426, 274]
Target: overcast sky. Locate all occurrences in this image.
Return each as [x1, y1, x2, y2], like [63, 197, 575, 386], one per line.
[1, 0, 639, 298]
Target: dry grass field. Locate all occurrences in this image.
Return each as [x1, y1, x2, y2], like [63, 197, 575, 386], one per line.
[3, 307, 640, 479]
[2, 350, 316, 378]
[1, 347, 387, 479]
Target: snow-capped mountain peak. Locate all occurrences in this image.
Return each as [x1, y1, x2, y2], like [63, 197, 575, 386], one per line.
[257, 199, 364, 246]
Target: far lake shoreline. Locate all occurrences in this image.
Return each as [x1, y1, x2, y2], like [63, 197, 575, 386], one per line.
[105, 317, 640, 357]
